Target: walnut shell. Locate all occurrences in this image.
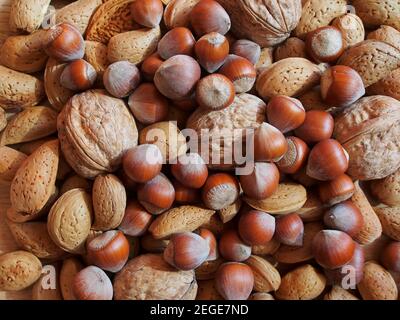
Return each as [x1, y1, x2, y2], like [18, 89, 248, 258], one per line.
[113, 254, 197, 300]
[370, 169, 400, 206]
[353, 0, 400, 31]
[92, 174, 126, 231]
[0, 251, 42, 291]
[332, 13, 365, 49]
[367, 25, 400, 51]
[334, 96, 400, 180]
[47, 188, 93, 254]
[337, 40, 400, 87]
[58, 90, 138, 179]
[256, 58, 321, 100]
[187, 93, 266, 170]
[217, 0, 302, 47]
[9, 0, 51, 33]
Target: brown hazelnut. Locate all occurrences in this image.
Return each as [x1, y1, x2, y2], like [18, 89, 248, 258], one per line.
[231, 39, 261, 65]
[60, 59, 97, 91]
[306, 26, 344, 63]
[157, 27, 196, 60]
[103, 61, 141, 98]
[195, 74, 235, 110]
[202, 173, 240, 210]
[219, 54, 256, 93]
[195, 32, 230, 73]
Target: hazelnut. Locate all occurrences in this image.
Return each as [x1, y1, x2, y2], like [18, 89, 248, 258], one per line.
[275, 213, 304, 246]
[202, 173, 240, 210]
[119, 200, 153, 237]
[103, 61, 141, 98]
[219, 54, 256, 93]
[381, 241, 400, 272]
[238, 209, 275, 246]
[277, 136, 310, 174]
[306, 26, 344, 63]
[60, 59, 97, 91]
[173, 180, 200, 204]
[253, 123, 288, 162]
[140, 53, 164, 81]
[294, 110, 334, 144]
[195, 74, 235, 110]
[318, 174, 355, 206]
[219, 229, 251, 262]
[157, 27, 196, 60]
[130, 0, 164, 28]
[231, 39, 261, 65]
[171, 153, 208, 189]
[72, 266, 113, 300]
[197, 228, 218, 261]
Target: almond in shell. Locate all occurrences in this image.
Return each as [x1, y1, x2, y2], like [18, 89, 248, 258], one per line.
[245, 255, 281, 293]
[374, 206, 400, 241]
[0, 146, 27, 182]
[9, 0, 51, 33]
[353, 0, 400, 31]
[163, 0, 201, 29]
[323, 286, 359, 300]
[367, 25, 400, 51]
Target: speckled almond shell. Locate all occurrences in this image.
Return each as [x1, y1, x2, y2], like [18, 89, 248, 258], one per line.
[334, 96, 400, 180]
[217, 0, 302, 47]
[245, 255, 281, 293]
[366, 68, 400, 101]
[275, 264, 326, 300]
[0, 107, 5, 132]
[0, 250, 42, 291]
[9, 0, 51, 33]
[6, 220, 66, 260]
[113, 254, 197, 300]
[353, 0, 400, 31]
[55, 0, 103, 35]
[10, 140, 59, 218]
[0, 146, 27, 181]
[107, 27, 161, 64]
[0, 106, 58, 146]
[332, 13, 365, 49]
[0, 65, 44, 110]
[367, 25, 400, 51]
[338, 40, 400, 87]
[374, 206, 400, 241]
[57, 90, 138, 179]
[294, 0, 347, 39]
[370, 169, 400, 206]
[148, 205, 215, 239]
[256, 58, 321, 100]
[357, 261, 398, 300]
[274, 37, 308, 61]
[187, 93, 266, 170]
[84, 40, 109, 81]
[324, 286, 359, 300]
[47, 188, 92, 254]
[86, 0, 140, 44]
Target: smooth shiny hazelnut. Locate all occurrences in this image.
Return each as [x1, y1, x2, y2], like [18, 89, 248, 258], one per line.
[103, 61, 141, 98]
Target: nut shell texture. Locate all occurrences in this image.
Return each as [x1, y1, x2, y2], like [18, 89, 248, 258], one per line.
[58, 90, 138, 179]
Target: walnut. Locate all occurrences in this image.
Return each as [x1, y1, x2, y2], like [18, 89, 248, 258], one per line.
[58, 90, 138, 179]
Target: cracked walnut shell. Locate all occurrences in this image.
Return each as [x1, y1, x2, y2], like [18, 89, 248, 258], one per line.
[57, 90, 138, 179]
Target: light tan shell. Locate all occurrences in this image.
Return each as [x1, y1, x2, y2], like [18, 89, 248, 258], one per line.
[0, 30, 48, 73]
[12, 137, 54, 155]
[59, 257, 83, 300]
[107, 27, 161, 65]
[57, 90, 138, 179]
[275, 264, 326, 300]
[148, 206, 215, 239]
[245, 182, 307, 215]
[374, 206, 400, 241]
[0, 107, 58, 146]
[113, 254, 197, 300]
[245, 255, 281, 293]
[357, 261, 398, 300]
[9, 0, 51, 33]
[55, 0, 103, 35]
[294, 0, 347, 39]
[0, 250, 42, 291]
[92, 174, 126, 231]
[351, 181, 382, 244]
[274, 37, 308, 61]
[298, 87, 330, 111]
[367, 25, 400, 51]
[0, 107, 6, 132]
[218, 198, 242, 223]
[187, 94, 266, 170]
[334, 96, 400, 180]
[10, 140, 59, 219]
[86, 0, 140, 43]
[332, 13, 365, 49]
[32, 264, 62, 300]
[323, 286, 359, 300]
[163, 0, 201, 29]
[218, 0, 302, 47]
[252, 238, 281, 256]
[366, 68, 400, 100]
[60, 175, 91, 196]
[297, 190, 327, 222]
[0, 65, 45, 110]
[249, 292, 275, 300]
[274, 222, 323, 264]
[0, 146, 27, 181]
[84, 40, 110, 82]
[256, 58, 321, 100]
[47, 188, 93, 254]
[6, 220, 66, 260]
[370, 169, 400, 206]
[196, 279, 223, 300]
[353, 0, 400, 31]
[338, 40, 400, 87]
[255, 47, 274, 74]
[195, 258, 223, 280]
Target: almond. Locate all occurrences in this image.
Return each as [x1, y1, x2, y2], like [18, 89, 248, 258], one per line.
[195, 258, 223, 280]
[196, 279, 223, 300]
[274, 37, 308, 61]
[367, 25, 400, 51]
[86, 0, 141, 44]
[55, 0, 103, 35]
[294, 0, 347, 39]
[148, 205, 215, 239]
[6, 220, 66, 260]
[252, 237, 281, 256]
[298, 87, 330, 111]
[9, 0, 51, 33]
[10, 140, 59, 220]
[44, 58, 75, 112]
[84, 40, 110, 83]
[351, 181, 382, 244]
[366, 68, 400, 101]
[0, 65, 45, 111]
[297, 190, 327, 222]
[163, 0, 201, 29]
[323, 286, 359, 300]
[357, 261, 398, 300]
[245, 255, 281, 293]
[0, 107, 6, 132]
[0, 146, 27, 181]
[338, 40, 400, 87]
[0, 30, 48, 73]
[244, 182, 307, 215]
[218, 198, 242, 223]
[370, 168, 400, 206]
[0, 106, 58, 146]
[275, 264, 326, 300]
[256, 58, 321, 100]
[60, 175, 91, 196]
[59, 257, 84, 300]
[332, 13, 365, 49]
[47, 188, 93, 254]
[353, 0, 400, 31]
[249, 292, 275, 300]
[374, 206, 400, 241]
[0, 250, 42, 291]
[107, 27, 161, 65]
[92, 174, 126, 231]
[255, 47, 274, 74]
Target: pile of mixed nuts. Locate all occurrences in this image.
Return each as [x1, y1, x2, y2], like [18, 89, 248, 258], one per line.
[0, 0, 400, 300]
